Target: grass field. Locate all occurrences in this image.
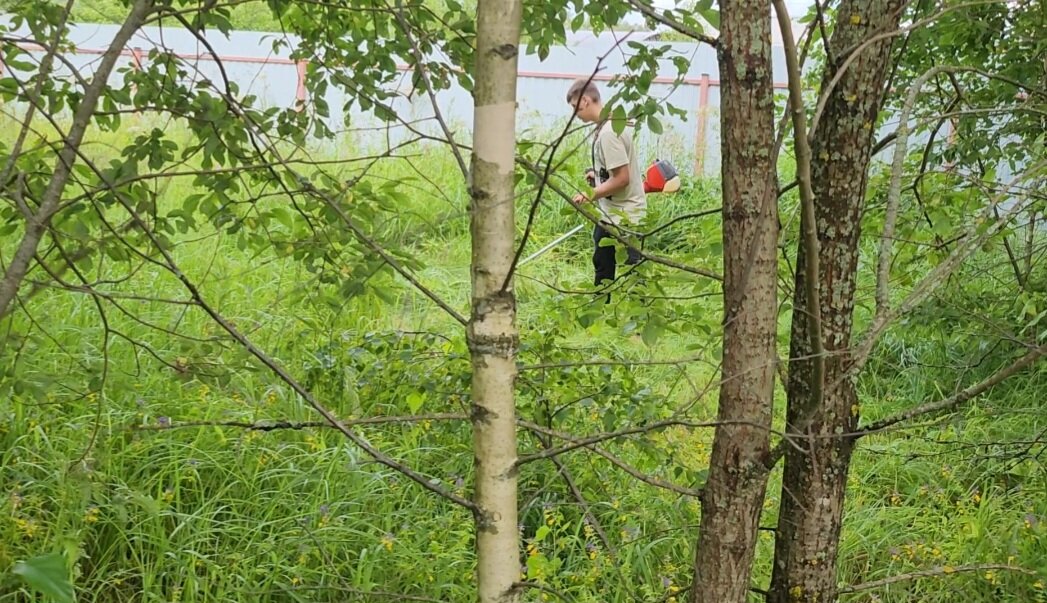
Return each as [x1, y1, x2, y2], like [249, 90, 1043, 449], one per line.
[1, 116, 1045, 603]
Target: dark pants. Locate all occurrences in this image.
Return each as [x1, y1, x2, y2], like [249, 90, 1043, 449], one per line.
[592, 223, 642, 288]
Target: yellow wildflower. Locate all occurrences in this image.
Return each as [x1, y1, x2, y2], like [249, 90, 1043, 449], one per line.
[15, 518, 39, 539]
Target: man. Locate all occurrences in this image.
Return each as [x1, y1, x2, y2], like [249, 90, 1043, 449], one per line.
[566, 77, 647, 292]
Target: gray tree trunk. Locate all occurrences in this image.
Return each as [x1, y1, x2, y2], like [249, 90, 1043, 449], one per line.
[769, 1, 904, 600]
[690, 0, 779, 600]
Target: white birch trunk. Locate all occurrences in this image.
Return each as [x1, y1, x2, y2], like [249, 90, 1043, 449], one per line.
[469, 1, 523, 602]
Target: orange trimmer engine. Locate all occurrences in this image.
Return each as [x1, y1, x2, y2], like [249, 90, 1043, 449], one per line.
[643, 159, 681, 194]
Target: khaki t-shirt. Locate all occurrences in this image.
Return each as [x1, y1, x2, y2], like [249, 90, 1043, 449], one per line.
[593, 123, 646, 226]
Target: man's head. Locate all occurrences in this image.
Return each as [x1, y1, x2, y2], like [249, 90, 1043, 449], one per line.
[566, 78, 602, 123]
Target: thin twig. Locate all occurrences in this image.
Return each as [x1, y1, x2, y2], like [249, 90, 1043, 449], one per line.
[809, 1, 1047, 139]
[857, 345, 1046, 437]
[0, 0, 154, 322]
[878, 66, 975, 316]
[511, 581, 577, 603]
[52, 129, 481, 512]
[775, 0, 825, 410]
[136, 414, 469, 431]
[519, 355, 709, 371]
[389, 0, 468, 179]
[245, 585, 445, 603]
[849, 163, 1045, 377]
[839, 564, 1036, 595]
[626, 0, 718, 46]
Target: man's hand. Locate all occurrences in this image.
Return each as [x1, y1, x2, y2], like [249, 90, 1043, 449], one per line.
[572, 191, 590, 204]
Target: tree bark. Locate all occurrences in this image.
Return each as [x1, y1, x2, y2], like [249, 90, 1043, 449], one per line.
[0, 0, 153, 321]
[690, 0, 779, 601]
[469, 1, 523, 602]
[769, 1, 904, 601]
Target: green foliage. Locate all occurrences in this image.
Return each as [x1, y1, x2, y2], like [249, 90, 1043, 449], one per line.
[12, 553, 75, 603]
[885, 0, 1046, 174]
[0, 0, 1045, 601]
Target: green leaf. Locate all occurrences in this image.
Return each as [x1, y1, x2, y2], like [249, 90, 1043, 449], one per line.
[611, 104, 627, 135]
[535, 525, 550, 541]
[641, 321, 662, 346]
[407, 391, 425, 413]
[693, 468, 710, 489]
[570, 12, 585, 32]
[698, 7, 720, 28]
[647, 114, 663, 135]
[12, 553, 74, 603]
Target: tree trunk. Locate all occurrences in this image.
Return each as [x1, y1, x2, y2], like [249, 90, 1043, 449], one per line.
[690, 0, 779, 601]
[468, 1, 523, 602]
[769, 1, 904, 601]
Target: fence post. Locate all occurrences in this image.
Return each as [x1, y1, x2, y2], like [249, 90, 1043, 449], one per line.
[694, 73, 711, 176]
[295, 59, 308, 110]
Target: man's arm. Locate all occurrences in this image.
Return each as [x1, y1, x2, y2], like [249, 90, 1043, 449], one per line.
[593, 165, 630, 198]
[574, 165, 629, 204]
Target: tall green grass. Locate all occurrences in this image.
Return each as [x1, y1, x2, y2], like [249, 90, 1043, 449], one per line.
[1, 115, 1044, 603]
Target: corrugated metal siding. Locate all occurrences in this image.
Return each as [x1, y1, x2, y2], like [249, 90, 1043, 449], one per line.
[2, 18, 957, 179]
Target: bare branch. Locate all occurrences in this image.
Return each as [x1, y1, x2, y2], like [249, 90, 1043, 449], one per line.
[53, 130, 481, 511]
[774, 0, 826, 410]
[389, 1, 469, 179]
[517, 417, 781, 466]
[809, 1, 1047, 139]
[876, 66, 1028, 316]
[642, 207, 722, 237]
[812, 0, 834, 67]
[857, 345, 1046, 437]
[850, 162, 1046, 376]
[0, 0, 154, 322]
[245, 584, 445, 603]
[839, 564, 1036, 595]
[523, 416, 705, 498]
[511, 581, 577, 603]
[626, 0, 718, 46]
[526, 424, 617, 557]
[590, 444, 701, 498]
[519, 354, 711, 371]
[137, 414, 469, 432]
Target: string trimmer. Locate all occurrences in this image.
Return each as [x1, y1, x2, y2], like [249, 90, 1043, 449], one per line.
[518, 158, 682, 267]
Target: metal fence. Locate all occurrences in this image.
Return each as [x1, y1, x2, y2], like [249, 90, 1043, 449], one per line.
[3, 19, 955, 179]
